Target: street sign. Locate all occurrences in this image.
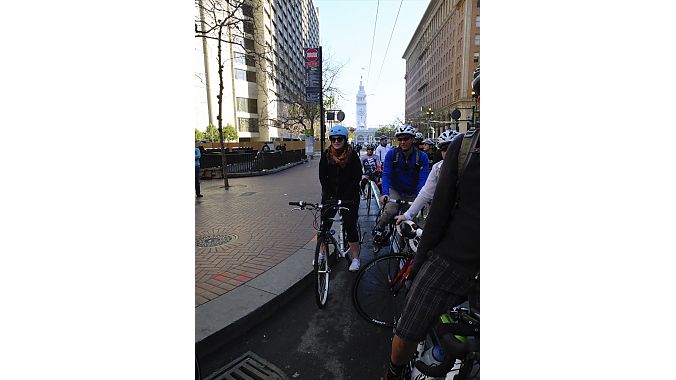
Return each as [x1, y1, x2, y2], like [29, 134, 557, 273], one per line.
[305, 48, 318, 61]
[305, 47, 321, 104]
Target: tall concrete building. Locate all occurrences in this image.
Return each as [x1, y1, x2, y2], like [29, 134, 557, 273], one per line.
[402, 0, 479, 137]
[195, 0, 320, 142]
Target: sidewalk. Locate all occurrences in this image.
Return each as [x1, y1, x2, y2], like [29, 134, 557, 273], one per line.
[195, 157, 325, 354]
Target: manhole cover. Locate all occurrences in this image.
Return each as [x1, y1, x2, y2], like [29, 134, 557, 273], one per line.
[196, 234, 238, 247]
[204, 351, 289, 380]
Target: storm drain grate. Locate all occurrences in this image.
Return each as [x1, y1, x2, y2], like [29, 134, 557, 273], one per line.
[195, 234, 238, 247]
[204, 351, 289, 380]
[240, 192, 257, 196]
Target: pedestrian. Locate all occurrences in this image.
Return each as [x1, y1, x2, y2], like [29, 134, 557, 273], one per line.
[281, 143, 287, 152]
[319, 125, 363, 272]
[382, 68, 480, 380]
[261, 143, 271, 152]
[372, 125, 430, 248]
[195, 146, 203, 198]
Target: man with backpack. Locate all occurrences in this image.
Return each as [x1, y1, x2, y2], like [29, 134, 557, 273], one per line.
[372, 124, 430, 247]
[382, 66, 480, 380]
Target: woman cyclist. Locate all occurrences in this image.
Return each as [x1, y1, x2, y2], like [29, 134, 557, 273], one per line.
[319, 125, 363, 272]
[394, 129, 459, 227]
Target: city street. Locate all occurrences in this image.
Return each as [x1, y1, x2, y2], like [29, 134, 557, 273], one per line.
[198, 194, 395, 380]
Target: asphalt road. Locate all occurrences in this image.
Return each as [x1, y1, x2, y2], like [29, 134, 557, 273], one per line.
[199, 205, 395, 380]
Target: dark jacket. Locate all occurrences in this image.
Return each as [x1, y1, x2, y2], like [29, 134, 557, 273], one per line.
[319, 148, 361, 202]
[413, 133, 480, 277]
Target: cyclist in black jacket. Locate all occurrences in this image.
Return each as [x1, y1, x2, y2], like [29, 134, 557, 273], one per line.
[319, 125, 363, 272]
[383, 66, 480, 380]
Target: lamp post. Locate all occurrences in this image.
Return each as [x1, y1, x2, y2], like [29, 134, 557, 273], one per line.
[425, 107, 434, 138]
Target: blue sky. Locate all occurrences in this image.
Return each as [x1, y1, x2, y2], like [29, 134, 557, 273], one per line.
[314, 0, 430, 129]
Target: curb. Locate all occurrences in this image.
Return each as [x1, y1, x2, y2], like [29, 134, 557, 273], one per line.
[196, 238, 316, 359]
[201, 160, 307, 179]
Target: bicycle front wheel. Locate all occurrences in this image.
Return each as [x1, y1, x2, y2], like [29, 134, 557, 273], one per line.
[366, 184, 372, 215]
[314, 235, 335, 308]
[352, 254, 412, 328]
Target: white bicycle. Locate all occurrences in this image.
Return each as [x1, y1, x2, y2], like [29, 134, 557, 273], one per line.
[289, 199, 361, 308]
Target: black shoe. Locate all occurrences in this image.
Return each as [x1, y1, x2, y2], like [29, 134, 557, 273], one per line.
[197, 194, 204, 198]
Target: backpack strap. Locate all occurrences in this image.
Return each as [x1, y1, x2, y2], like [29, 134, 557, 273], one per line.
[457, 128, 480, 184]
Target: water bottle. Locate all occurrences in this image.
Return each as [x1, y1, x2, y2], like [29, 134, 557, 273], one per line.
[409, 336, 447, 380]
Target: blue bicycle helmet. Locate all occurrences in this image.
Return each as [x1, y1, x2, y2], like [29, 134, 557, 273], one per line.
[329, 125, 349, 138]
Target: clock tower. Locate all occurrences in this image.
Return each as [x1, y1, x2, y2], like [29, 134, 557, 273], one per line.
[356, 77, 367, 129]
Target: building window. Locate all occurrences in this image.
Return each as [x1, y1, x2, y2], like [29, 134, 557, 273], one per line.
[236, 97, 258, 113]
[243, 21, 254, 35]
[242, 5, 253, 18]
[244, 37, 255, 51]
[474, 35, 480, 46]
[237, 117, 259, 133]
[234, 69, 256, 83]
[473, 52, 479, 63]
[476, 16, 480, 27]
[234, 53, 255, 67]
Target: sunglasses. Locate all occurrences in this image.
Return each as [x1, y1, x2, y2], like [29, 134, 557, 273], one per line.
[397, 136, 412, 142]
[330, 136, 345, 143]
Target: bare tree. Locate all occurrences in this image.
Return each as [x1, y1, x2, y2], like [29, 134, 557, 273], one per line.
[258, 56, 347, 140]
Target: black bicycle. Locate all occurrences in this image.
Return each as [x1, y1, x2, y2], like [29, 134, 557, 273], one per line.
[289, 199, 360, 308]
[352, 220, 422, 328]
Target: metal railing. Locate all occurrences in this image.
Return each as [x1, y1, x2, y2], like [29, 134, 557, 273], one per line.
[200, 149, 306, 175]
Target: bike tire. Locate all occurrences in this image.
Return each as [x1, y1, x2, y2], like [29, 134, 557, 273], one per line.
[314, 235, 334, 308]
[366, 184, 372, 215]
[352, 254, 411, 328]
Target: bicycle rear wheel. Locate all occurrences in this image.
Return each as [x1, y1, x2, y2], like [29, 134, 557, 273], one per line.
[352, 254, 412, 328]
[365, 183, 372, 215]
[314, 235, 335, 308]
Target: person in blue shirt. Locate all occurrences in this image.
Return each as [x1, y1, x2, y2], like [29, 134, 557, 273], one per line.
[373, 125, 429, 246]
[195, 147, 203, 198]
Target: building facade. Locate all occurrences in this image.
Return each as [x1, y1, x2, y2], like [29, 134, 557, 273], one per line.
[402, 0, 479, 137]
[195, 0, 320, 142]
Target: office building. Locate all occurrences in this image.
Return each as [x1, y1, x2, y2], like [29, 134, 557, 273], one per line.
[402, 0, 479, 137]
[195, 0, 320, 142]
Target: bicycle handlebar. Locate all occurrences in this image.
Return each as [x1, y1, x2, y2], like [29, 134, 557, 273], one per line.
[288, 199, 355, 210]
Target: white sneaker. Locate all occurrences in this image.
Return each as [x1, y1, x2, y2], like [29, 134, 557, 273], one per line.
[349, 258, 361, 272]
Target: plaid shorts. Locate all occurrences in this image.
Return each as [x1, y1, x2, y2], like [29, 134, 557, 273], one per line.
[395, 254, 478, 342]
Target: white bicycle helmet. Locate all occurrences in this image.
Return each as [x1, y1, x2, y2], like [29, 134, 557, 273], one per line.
[437, 129, 460, 149]
[394, 124, 416, 137]
[422, 138, 435, 145]
[414, 132, 424, 141]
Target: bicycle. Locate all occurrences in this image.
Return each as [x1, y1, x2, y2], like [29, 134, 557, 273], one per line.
[408, 300, 480, 380]
[372, 197, 417, 255]
[360, 172, 381, 216]
[289, 199, 361, 308]
[352, 220, 422, 328]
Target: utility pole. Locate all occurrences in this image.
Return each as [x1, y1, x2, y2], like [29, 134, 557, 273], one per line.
[198, 0, 214, 126]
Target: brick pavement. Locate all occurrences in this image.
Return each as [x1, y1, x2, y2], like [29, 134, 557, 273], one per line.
[195, 159, 322, 307]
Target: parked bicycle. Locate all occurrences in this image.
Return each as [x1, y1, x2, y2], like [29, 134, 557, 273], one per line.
[289, 199, 361, 308]
[352, 220, 422, 328]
